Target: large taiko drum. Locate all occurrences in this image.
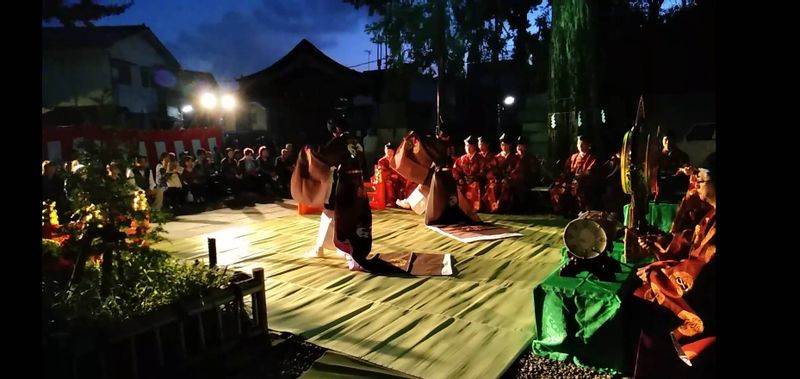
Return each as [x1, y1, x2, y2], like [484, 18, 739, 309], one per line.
[563, 211, 621, 259]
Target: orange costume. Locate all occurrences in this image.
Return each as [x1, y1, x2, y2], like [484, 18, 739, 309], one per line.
[550, 151, 599, 215]
[452, 137, 485, 213]
[478, 138, 499, 212]
[377, 155, 405, 206]
[634, 164, 716, 364]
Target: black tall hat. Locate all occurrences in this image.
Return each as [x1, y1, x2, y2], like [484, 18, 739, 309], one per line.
[699, 152, 716, 180]
[464, 135, 478, 145]
[326, 116, 349, 133]
[499, 133, 511, 144]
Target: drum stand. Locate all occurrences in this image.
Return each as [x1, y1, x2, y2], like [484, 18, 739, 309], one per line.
[560, 248, 622, 282]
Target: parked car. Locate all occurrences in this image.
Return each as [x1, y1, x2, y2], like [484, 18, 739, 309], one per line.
[676, 122, 715, 165]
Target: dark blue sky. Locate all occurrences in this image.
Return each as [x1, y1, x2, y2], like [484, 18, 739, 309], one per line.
[93, 0, 378, 88]
[46, 0, 683, 89]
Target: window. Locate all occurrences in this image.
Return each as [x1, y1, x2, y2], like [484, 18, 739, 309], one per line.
[111, 60, 132, 85]
[140, 67, 152, 88]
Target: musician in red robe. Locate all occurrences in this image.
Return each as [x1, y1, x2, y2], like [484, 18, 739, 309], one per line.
[549, 135, 600, 216]
[491, 134, 519, 213]
[510, 136, 542, 212]
[656, 131, 692, 203]
[452, 136, 484, 212]
[635, 163, 713, 257]
[634, 153, 716, 366]
[478, 136, 499, 212]
[600, 149, 626, 218]
[376, 142, 405, 207]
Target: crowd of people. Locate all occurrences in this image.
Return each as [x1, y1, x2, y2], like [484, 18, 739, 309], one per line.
[370, 128, 695, 220]
[43, 126, 695, 222]
[42, 143, 299, 219]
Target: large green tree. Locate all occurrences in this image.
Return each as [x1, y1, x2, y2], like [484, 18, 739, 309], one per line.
[345, 0, 546, 125]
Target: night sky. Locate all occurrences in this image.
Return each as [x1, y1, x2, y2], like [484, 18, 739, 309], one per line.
[49, 0, 378, 89]
[44, 0, 683, 89]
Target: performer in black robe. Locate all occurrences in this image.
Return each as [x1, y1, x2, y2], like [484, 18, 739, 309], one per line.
[391, 127, 480, 226]
[292, 118, 453, 275]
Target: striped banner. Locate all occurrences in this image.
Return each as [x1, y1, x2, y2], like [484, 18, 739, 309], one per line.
[42, 125, 224, 169]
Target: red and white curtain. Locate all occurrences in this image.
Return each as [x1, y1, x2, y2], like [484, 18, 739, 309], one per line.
[42, 125, 224, 169]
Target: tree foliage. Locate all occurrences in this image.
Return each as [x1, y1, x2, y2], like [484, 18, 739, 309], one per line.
[43, 0, 134, 27]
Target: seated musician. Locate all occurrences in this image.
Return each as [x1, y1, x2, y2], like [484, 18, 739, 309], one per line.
[376, 142, 406, 207]
[509, 136, 542, 212]
[634, 153, 716, 365]
[656, 131, 691, 203]
[600, 149, 626, 219]
[452, 136, 484, 212]
[485, 134, 518, 213]
[636, 162, 713, 258]
[477, 136, 499, 212]
[549, 135, 600, 216]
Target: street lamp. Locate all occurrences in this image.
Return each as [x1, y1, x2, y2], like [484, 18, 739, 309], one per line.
[200, 92, 217, 110]
[498, 94, 516, 135]
[181, 105, 194, 113]
[195, 92, 238, 128]
[220, 94, 236, 111]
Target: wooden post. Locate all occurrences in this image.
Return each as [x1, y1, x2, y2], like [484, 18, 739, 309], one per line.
[129, 338, 139, 379]
[154, 328, 165, 367]
[196, 313, 207, 350]
[98, 353, 108, 379]
[177, 321, 188, 360]
[216, 307, 225, 342]
[252, 268, 268, 330]
[207, 238, 217, 268]
[235, 301, 243, 336]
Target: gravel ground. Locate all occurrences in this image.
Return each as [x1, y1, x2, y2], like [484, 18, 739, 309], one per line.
[227, 332, 326, 379]
[228, 332, 617, 379]
[501, 351, 615, 379]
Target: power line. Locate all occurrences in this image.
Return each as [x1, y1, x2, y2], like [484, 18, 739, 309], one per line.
[348, 59, 381, 69]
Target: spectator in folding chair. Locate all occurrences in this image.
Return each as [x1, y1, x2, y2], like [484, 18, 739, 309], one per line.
[127, 155, 164, 210]
[256, 145, 278, 197]
[274, 148, 294, 198]
[192, 149, 209, 203]
[238, 147, 259, 194]
[163, 153, 185, 211]
[42, 160, 69, 222]
[181, 155, 205, 205]
[220, 148, 241, 198]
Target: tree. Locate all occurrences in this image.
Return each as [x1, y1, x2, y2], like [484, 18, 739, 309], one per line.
[348, 0, 466, 126]
[548, 0, 601, 159]
[48, 140, 166, 298]
[43, 0, 134, 27]
[345, 0, 545, 125]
